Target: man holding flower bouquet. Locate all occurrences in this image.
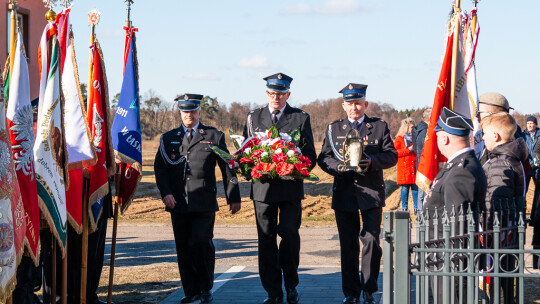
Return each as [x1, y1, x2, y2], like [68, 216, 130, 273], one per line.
[242, 73, 316, 304]
[318, 83, 398, 304]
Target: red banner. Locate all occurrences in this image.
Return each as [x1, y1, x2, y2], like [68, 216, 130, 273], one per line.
[416, 32, 454, 191]
[84, 41, 114, 229]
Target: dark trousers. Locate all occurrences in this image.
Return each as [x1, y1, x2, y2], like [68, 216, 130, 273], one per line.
[335, 207, 382, 297]
[171, 211, 216, 297]
[12, 255, 41, 304]
[42, 211, 109, 304]
[253, 200, 302, 297]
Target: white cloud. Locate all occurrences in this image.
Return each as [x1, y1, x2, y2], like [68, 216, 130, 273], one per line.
[238, 55, 269, 68]
[283, 0, 374, 15]
[185, 74, 220, 81]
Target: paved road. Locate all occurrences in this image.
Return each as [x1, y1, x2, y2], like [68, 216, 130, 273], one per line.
[106, 224, 383, 303]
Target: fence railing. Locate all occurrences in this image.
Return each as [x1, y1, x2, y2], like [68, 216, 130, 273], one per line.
[383, 200, 540, 304]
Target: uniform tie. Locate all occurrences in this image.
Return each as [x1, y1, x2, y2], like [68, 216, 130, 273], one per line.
[187, 128, 193, 143]
[272, 110, 280, 125]
[354, 120, 361, 131]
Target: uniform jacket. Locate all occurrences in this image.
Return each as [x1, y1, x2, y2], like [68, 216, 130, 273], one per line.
[154, 123, 241, 213]
[423, 149, 487, 216]
[242, 104, 316, 202]
[483, 138, 527, 211]
[394, 135, 416, 185]
[317, 116, 398, 211]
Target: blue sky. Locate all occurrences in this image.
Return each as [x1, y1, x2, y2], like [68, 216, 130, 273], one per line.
[64, 0, 540, 113]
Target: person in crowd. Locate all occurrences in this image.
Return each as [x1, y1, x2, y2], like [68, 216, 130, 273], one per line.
[394, 118, 418, 212]
[532, 127, 540, 269]
[318, 83, 397, 304]
[242, 73, 316, 304]
[154, 94, 241, 304]
[481, 112, 527, 304]
[412, 108, 431, 210]
[524, 116, 540, 202]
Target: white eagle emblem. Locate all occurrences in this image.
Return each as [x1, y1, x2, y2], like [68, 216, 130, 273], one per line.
[93, 103, 104, 152]
[0, 141, 13, 185]
[9, 104, 35, 180]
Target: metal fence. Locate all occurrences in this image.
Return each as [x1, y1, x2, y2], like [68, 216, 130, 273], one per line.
[382, 200, 540, 304]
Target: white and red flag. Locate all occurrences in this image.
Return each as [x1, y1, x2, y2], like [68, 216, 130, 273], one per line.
[56, 7, 97, 233]
[6, 29, 40, 262]
[84, 38, 115, 231]
[0, 53, 27, 303]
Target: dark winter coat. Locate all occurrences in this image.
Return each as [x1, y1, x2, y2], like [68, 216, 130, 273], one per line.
[412, 121, 428, 170]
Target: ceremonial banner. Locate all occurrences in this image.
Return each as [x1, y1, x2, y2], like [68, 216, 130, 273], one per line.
[85, 39, 114, 231]
[111, 31, 142, 214]
[465, 9, 484, 159]
[57, 7, 96, 233]
[0, 67, 26, 303]
[38, 23, 55, 118]
[416, 28, 454, 192]
[34, 38, 69, 254]
[451, 13, 471, 119]
[6, 29, 40, 262]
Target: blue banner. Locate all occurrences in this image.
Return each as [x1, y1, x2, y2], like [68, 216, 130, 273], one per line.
[111, 37, 142, 164]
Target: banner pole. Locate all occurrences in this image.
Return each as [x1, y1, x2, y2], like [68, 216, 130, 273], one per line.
[80, 178, 89, 304]
[52, 238, 57, 304]
[107, 171, 121, 304]
[449, 0, 461, 110]
[8, 1, 17, 78]
[62, 239, 68, 304]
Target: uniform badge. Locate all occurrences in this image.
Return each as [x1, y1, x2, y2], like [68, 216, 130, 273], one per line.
[278, 73, 282, 79]
[230, 177, 238, 184]
[348, 84, 353, 90]
[177, 131, 181, 136]
[184, 95, 189, 101]
[199, 129, 204, 134]
[171, 154, 176, 160]
[363, 136, 368, 145]
[339, 149, 343, 154]
[342, 125, 347, 130]
[375, 139, 379, 145]
[366, 123, 372, 128]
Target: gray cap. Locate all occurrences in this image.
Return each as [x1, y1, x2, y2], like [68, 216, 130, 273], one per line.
[479, 92, 511, 112]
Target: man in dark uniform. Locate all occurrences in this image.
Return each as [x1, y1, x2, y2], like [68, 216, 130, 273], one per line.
[242, 73, 316, 304]
[423, 107, 487, 218]
[318, 83, 397, 304]
[422, 107, 487, 303]
[154, 94, 241, 304]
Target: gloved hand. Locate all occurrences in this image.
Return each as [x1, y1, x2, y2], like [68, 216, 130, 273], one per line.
[357, 156, 372, 174]
[337, 164, 356, 177]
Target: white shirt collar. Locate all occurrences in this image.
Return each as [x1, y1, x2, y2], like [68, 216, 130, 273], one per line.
[182, 122, 199, 134]
[347, 115, 365, 125]
[268, 104, 287, 121]
[447, 147, 473, 163]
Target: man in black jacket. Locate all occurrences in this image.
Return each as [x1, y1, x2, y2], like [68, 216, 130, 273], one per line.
[318, 83, 397, 304]
[242, 73, 316, 304]
[412, 108, 431, 209]
[155, 94, 241, 304]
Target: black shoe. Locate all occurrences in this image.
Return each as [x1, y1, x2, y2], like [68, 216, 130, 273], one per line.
[180, 294, 201, 303]
[200, 291, 214, 303]
[343, 296, 360, 304]
[263, 295, 284, 304]
[363, 293, 376, 304]
[286, 288, 299, 304]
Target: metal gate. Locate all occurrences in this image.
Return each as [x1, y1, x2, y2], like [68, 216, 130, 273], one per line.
[382, 200, 540, 304]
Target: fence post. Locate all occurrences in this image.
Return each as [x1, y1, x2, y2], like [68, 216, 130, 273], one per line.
[394, 211, 411, 304]
[442, 211, 451, 304]
[518, 212, 525, 304]
[383, 211, 395, 304]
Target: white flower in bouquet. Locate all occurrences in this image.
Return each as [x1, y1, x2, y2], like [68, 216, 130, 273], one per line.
[261, 152, 269, 157]
[261, 139, 271, 146]
[275, 148, 283, 154]
[279, 133, 292, 142]
[287, 150, 296, 157]
[255, 131, 268, 140]
[269, 138, 281, 146]
[231, 135, 245, 147]
[244, 147, 252, 154]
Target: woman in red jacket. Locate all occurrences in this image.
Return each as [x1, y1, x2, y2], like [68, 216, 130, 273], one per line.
[394, 118, 418, 212]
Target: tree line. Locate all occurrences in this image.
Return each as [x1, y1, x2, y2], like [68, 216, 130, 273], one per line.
[97, 86, 539, 143]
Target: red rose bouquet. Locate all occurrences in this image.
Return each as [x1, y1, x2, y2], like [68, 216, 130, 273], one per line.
[210, 126, 318, 182]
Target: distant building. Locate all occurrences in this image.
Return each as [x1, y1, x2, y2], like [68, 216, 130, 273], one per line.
[1, 0, 48, 100]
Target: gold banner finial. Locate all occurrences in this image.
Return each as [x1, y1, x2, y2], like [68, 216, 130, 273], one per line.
[88, 8, 101, 26]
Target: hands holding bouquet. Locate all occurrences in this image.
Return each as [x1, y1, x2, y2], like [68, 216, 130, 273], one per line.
[210, 126, 318, 182]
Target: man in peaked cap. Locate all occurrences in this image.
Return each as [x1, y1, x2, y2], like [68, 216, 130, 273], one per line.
[318, 83, 397, 304]
[243, 73, 316, 304]
[423, 107, 487, 302]
[155, 94, 241, 304]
